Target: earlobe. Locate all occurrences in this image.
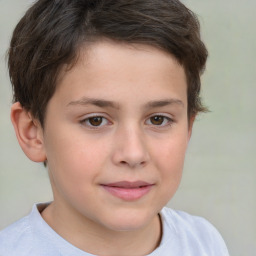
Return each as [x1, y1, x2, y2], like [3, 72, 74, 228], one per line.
[11, 102, 47, 162]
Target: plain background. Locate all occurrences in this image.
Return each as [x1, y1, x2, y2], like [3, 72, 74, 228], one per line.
[0, 1, 255, 255]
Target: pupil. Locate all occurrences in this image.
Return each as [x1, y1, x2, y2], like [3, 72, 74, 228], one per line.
[89, 117, 102, 126]
[151, 116, 163, 125]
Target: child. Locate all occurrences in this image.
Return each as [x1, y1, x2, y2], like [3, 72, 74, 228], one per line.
[0, 0, 229, 255]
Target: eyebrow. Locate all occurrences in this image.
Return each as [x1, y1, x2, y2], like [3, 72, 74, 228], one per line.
[144, 99, 184, 109]
[67, 97, 184, 109]
[67, 97, 120, 109]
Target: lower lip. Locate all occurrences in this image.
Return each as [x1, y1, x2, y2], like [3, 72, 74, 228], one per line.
[101, 185, 153, 201]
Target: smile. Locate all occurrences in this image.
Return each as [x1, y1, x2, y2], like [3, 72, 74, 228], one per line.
[101, 181, 154, 201]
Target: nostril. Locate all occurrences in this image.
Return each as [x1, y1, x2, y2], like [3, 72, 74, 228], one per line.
[119, 160, 147, 168]
[140, 161, 147, 166]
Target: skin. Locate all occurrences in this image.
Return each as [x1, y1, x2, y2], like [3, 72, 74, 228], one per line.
[11, 41, 194, 256]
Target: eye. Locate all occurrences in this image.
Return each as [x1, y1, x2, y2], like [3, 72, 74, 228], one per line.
[81, 116, 110, 128]
[145, 115, 173, 126]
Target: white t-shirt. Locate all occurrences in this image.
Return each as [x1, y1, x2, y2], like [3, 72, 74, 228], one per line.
[0, 203, 229, 256]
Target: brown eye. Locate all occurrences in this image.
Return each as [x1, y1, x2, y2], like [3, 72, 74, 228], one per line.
[150, 116, 165, 125]
[81, 115, 110, 128]
[145, 115, 173, 127]
[88, 117, 103, 126]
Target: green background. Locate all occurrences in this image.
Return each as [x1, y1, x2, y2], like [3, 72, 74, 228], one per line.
[0, 1, 255, 255]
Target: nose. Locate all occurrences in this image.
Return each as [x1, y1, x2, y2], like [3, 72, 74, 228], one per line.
[112, 126, 150, 169]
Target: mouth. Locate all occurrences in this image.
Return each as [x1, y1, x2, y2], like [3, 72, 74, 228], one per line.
[100, 181, 154, 201]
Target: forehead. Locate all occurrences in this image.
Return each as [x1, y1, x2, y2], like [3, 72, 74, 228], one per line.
[83, 40, 184, 77]
[58, 40, 185, 80]
[54, 40, 187, 107]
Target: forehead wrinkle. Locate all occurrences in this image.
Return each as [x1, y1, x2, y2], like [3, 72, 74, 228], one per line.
[67, 97, 120, 109]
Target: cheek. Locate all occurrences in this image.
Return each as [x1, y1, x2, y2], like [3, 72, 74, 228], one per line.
[46, 137, 105, 205]
[57, 143, 102, 176]
[153, 134, 188, 179]
[47, 135, 115, 203]
[149, 137, 188, 207]
[45, 133, 105, 187]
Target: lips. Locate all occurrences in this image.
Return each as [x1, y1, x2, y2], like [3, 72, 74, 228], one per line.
[101, 181, 154, 201]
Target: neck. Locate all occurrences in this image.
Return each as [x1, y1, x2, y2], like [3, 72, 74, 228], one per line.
[41, 201, 162, 256]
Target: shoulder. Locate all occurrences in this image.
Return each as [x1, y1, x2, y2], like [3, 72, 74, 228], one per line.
[161, 207, 219, 235]
[0, 215, 33, 256]
[157, 207, 229, 256]
[0, 204, 51, 256]
[0, 203, 90, 256]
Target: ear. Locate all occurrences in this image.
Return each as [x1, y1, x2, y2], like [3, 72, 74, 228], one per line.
[187, 115, 196, 141]
[10, 102, 46, 162]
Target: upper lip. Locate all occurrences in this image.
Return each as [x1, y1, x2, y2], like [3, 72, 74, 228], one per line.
[102, 181, 153, 188]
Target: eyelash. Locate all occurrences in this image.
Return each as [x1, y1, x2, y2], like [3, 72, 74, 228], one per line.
[145, 115, 174, 127]
[80, 114, 174, 129]
[80, 115, 111, 129]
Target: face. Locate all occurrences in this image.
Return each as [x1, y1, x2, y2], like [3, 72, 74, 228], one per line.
[41, 41, 192, 233]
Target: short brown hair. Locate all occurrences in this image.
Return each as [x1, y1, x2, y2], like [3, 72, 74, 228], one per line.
[8, 0, 208, 126]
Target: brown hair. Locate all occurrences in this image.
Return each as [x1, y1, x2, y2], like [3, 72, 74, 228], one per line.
[8, 0, 208, 126]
